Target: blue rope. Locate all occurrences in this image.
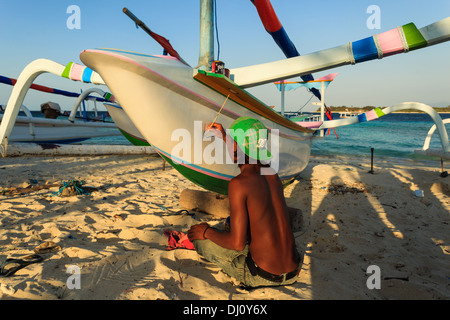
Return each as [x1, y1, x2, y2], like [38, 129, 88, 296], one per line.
[214, 0, 220, 60]
[51, 180, 91, 196]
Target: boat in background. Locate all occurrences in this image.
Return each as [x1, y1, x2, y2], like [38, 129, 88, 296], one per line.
[414, 118, 450, 159]
[0, 74, 120, 143]
[339, 111, 360, 119]
[0, 103, 119, 143]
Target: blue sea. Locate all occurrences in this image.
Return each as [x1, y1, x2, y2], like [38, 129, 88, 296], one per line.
[309, 112, 450, 162]
[26, 111, 450, 162]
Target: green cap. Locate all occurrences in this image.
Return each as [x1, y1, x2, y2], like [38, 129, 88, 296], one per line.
[229, 117, 272, 161]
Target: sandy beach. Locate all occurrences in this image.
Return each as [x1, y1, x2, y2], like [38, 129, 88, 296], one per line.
[0, 152, 448, 300]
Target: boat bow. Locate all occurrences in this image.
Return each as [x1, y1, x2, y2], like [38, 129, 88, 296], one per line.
[81, 48, 313, 194]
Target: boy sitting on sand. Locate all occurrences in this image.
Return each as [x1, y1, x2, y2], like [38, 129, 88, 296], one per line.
[188, 117, 302, 288]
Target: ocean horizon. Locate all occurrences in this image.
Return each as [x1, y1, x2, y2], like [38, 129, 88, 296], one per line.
[85, 112, 449, 163]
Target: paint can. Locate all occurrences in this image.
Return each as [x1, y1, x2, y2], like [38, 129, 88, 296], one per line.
[212, 60, 225, 74]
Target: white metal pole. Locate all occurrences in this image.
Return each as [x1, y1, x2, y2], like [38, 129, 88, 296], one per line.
[199, 0, 214, 71]
[0, 59, 65, 156]
[320, 81, 325, 137]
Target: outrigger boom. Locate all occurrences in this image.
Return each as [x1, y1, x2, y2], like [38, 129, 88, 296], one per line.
[230, 17, 450, 88]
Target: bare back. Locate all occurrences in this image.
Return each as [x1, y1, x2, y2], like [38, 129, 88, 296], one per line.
[231, 165, 299, 275]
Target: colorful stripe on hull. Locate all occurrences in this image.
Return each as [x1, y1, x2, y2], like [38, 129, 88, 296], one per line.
[61, 62, 107, 86]
[153, 144, 301, 195]
[118, 128, 150, 146]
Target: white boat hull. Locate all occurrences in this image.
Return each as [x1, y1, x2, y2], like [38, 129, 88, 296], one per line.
[104, 102, 149, 146]
[81, 49, 313, 194]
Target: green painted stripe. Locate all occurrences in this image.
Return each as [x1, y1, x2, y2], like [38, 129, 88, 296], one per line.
[104, 92, 113, 101]
[159, 152, 298, 196]
[402, 23, 427, 51]
[119, 129, 150, 146]
[159, 153, 230, 195]
[374, 107, 385, 118]
[61, 62, 73, 79]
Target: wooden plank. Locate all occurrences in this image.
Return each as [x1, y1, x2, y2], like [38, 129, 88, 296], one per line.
[193, 70, 312, 133]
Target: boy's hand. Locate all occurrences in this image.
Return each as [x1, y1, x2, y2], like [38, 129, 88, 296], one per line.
[204, 122, 226, 140]
[188, 222, 210, 241]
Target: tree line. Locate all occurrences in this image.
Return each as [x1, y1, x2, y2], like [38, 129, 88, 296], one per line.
[317, 105, 450, 113]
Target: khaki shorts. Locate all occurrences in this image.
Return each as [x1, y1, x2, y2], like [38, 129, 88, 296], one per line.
[193, 239, 300, 288]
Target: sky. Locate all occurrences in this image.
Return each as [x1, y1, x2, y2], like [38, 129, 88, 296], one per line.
[0, 0, 449, 113]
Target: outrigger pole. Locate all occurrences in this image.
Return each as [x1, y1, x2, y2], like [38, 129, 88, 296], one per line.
[122, 7, 190, 67]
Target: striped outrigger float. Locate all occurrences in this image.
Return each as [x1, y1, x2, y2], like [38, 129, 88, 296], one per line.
[294, 107, 386, 130]
[352, 22, 432, 63]
[230, 17, 450, 88]
[61, 61, 105, 85]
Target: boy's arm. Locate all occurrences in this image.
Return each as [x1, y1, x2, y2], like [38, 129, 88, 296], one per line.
[188, 178, 248, 251]
[205, 123, 236, 159]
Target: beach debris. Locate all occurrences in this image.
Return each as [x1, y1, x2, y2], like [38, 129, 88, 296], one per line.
[1, 182, 60, 196]
[384, 276, 409, 282]
[382, 203, 397, 209]
[159, 208, 194, 217]
[113, 214, 125, 221]
[327, 183, 366, 194]
[0, 254, 44, 277]
[37, 143, 61, 150]
[34, 241, 61, 254]
[414, 189, 424, 197]
[177, 270, 184, 288]
[179, 189, 230, 218]
[0, 283, 16, 295]
[51, 180, 97, 197]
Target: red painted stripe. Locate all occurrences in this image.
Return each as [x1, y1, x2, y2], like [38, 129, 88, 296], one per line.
[251, 0, 282, 33]
[30, 83, 54, 94]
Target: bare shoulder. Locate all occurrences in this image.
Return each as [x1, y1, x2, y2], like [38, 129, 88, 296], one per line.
[229, 175, 247, 191]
